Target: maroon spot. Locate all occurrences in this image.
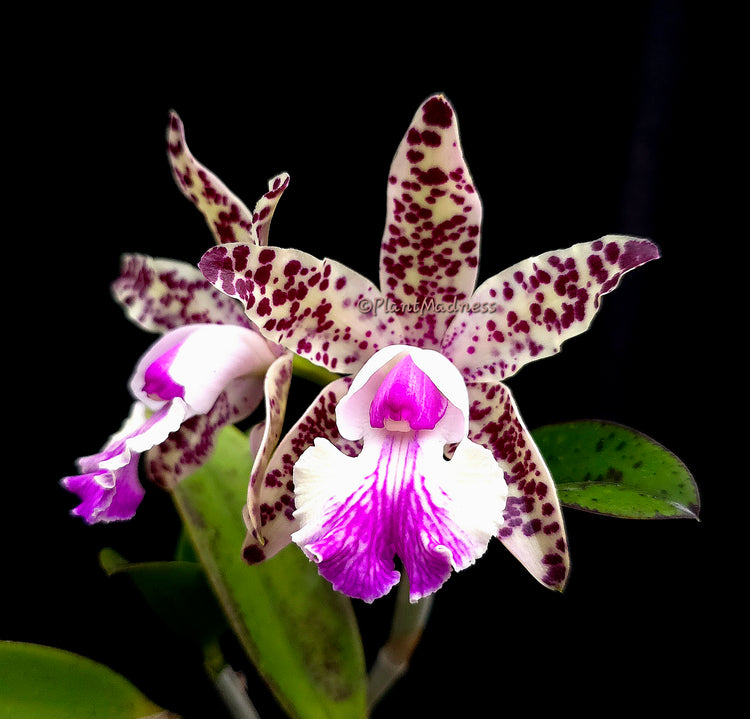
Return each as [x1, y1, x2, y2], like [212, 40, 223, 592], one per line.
[407, 149, 424, 163]
[231, 244, 250, 271]
[416, 167, 449, 185]
[257, 297, 272, 316]
[422, 97, 453, 128]
[421, 129, 441, 147]
[284, 259, 301, 276]
[243, 545, 266, 564]
[253, 266, 272, 289]
[259, 248, 276, 263]
[536, 269, 551, 284]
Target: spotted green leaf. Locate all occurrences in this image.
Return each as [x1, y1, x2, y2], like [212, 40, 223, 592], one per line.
[0, 641, 176, 719]
[172, 425, 367, 719]
[532, 420, 699, 519]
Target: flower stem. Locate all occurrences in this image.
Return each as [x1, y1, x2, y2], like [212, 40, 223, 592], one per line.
[203, 640, 262, 719]
[291, 354, 341, 387]
[366, 576, 434, 711]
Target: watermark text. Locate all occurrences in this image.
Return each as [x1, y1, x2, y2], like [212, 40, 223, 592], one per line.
[357, 297, 497, 316]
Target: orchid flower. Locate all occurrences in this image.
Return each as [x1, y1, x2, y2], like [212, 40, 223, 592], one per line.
[198, 94, 660, 602]
[62, 114, 294, 523]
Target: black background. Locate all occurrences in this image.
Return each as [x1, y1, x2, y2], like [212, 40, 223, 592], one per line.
[7, 3, 735, 717]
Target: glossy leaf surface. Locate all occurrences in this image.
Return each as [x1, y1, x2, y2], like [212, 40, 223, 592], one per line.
[172, 425, 367, 719]
[532, 420, 699, 519]
[0, 641, 173, 719]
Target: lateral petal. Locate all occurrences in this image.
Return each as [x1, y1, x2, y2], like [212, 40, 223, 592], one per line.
[441, 237, 659, 381]
[129, 324, 276, 416]
[200, 243, 405, 374]
[379, 95, 482, 350]
[464, 380, 569, 590]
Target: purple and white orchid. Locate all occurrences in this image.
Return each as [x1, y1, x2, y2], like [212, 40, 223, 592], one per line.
[62, 114, 294, 523]
[197, 94, 659, 602]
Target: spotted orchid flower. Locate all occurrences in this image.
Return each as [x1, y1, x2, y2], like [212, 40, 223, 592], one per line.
[62, 115, 294, 522]
[198, 94, 659, 602]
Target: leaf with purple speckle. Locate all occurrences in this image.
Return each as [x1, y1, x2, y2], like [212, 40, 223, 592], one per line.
[173, 425, 367, 719]
[532, 421, 699, 519]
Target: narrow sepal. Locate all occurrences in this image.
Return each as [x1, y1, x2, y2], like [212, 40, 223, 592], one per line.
[379, 94, 482, 351]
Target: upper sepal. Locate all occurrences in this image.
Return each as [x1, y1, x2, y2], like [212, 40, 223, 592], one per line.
[379, 94, 482, 351]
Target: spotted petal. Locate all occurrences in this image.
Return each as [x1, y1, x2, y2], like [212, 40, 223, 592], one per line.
[242, 377, 360, 564]
[167, 111, 289, 246]
[379, 94, 482, 351]
[199, 243, 405, 374]
[441, 237, 659, 381]
[465, 380, 569, 589]
[113, 254, 252, 333]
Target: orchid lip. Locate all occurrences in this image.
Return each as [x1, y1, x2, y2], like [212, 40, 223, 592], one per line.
[369, 354, 448, 431]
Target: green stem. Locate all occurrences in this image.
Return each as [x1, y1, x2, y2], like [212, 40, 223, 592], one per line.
[366, 577, 434, 711]
[291, 354, 341, 387]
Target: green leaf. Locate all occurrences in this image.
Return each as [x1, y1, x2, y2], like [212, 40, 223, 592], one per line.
[173, 425, 367, 719]
[532, 420, 700, 519]
[99, 549, 227, 650]
[0, 641, 176, 719]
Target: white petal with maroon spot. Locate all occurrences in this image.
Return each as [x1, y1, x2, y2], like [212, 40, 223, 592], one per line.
[200, 243, 405, 374]
[465, 380, 569, 589]
[379, 95, 482, 351]
[113, 254, 252, 333]
[441, 237, 660, 382]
